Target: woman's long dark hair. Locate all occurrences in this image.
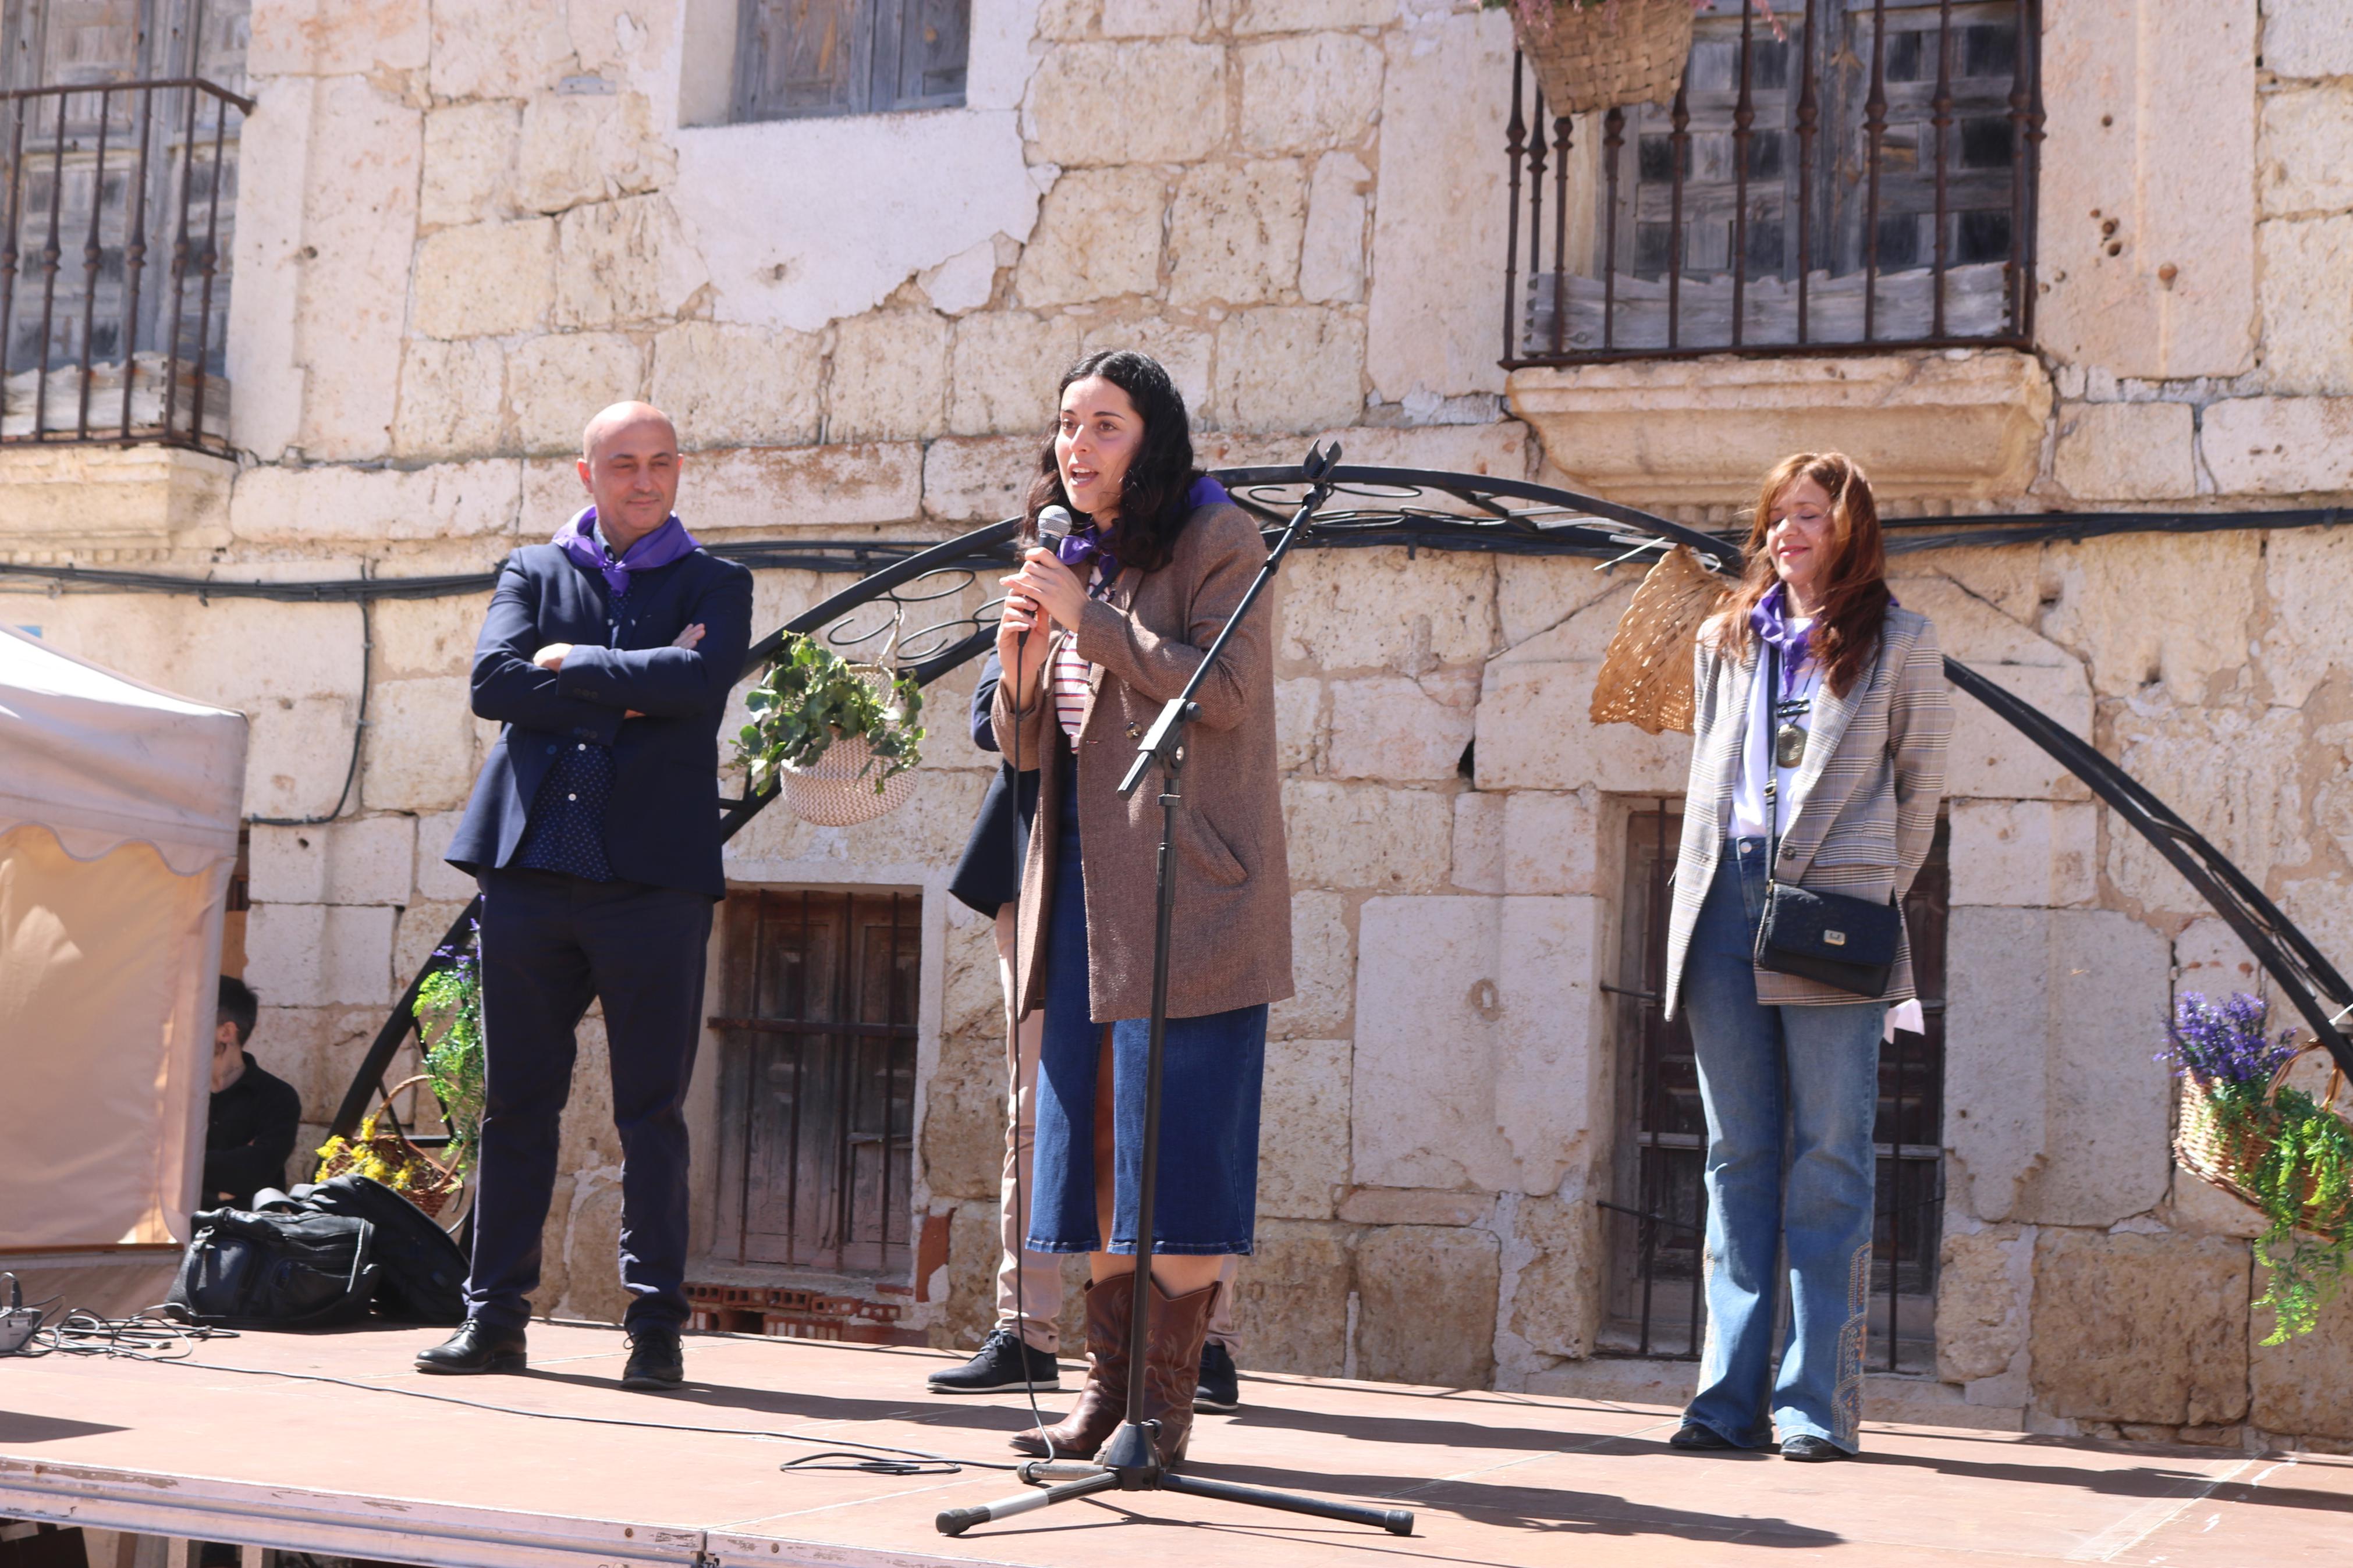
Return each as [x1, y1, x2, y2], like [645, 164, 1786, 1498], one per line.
[1716, 451, 1890, 697]
[1023, 349, 1202, 574]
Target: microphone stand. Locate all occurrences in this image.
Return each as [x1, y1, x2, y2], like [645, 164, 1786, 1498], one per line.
[938, 441, 1413, 1540]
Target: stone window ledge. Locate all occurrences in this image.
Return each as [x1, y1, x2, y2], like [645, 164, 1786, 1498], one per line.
[1504, 350, 2053, 507]
[0, 444, 235, 561]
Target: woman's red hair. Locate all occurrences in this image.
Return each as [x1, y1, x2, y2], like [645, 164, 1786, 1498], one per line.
[1716, 451, 1890, 697]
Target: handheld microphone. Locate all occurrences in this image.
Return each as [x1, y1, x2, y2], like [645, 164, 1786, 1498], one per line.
[1032, 503, 1074, 553]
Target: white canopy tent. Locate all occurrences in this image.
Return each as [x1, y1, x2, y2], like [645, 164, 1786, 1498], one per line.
[0, 623, 247, 1253]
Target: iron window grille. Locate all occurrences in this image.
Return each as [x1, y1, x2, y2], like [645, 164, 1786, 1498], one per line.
[1504, 0, 2044, 366]
[712, 887, 921, 1276]
[1600, 807, 1949, 1372]
[733, 0, 971, 122]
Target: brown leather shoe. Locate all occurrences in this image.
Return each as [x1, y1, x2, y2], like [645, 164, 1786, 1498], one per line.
[1010, 1276, 1134, 1459]
[1140, 1277, 1219, 1467]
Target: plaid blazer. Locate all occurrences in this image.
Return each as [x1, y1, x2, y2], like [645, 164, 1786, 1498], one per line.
[1662, 604, 1953, 1015]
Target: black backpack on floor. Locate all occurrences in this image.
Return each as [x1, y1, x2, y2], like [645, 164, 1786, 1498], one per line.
[165, 1207, 379, 1329]
[292, 1174, 469, 1324]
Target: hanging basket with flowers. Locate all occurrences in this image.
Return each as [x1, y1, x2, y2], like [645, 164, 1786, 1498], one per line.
[734, 632, 926, 829]
[2166, 990, 2353, 1342]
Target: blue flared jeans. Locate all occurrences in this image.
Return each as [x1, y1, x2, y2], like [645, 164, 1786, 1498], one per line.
[1680, 838, 1883, 1453]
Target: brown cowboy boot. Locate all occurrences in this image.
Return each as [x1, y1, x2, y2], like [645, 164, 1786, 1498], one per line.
[1010, 1275, 1134, 1459]
[1140, 1277, 1220, 1467]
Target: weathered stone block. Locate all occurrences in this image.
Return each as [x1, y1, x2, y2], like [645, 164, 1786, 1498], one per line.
[1233, 0, 1396, 30]
[1169, 161, 1306, 308]
[1239, 34, 1381, 154]
[2259, 82, 2353, 218]
[414, 218, 556, 340]
[1366, 11, 1514, 403]
[1946, 801, 2098, 909]
[413, 813, 478, 900]
[558, 1172, 631, 1324]
[948, 312, 1084, 436]
[1025, 41, 1226, 166]
[1016, 168, 1166, 308]
[1353, 1224, 1498, 1387]
[1259, 1036, 1348, 1218]
[2265, 0, 2353, 77]
[2258, 522, 2353, 713]
[245, 901, 398, 1008]
[2202, 395, 2353, 496]
[1475, 584, 1688, 794]
[1271, 676, 1322, 771]
[392, 337, 506, 459]
[1300, 152, 1369, 305]
[428, 0, 573, 99]
[2036, 1, 2256, 380]
[1502, 1191, 1601, 1362]
[2106, 703, 2306, 911]
[2029, 1229, 2248, 1427]
[1354, 895, 1602, 1194]
[1101, 0, 1199, 35]
[1337, 1188, 1488, 1226]
[249, 0, 430, 75]
[689, 443, 924, 532]
[1450, 791, 1503, 894]
[1500, 791, 1600, 897]
[1891, 576, 2091, 802]
[555, 195, 709, 329]
[1934, 1225, 2032, 1384]
[1325, 669, 1477, 782]
[1282, 781, 1453, 893]
[1231, 1219, 1353, 1375]
[1277, 547, 1495, 671]
[2258, 216, 2353, 395]
[1944, 908, 2172, 1228]
[922, 434, 1037, 522]
[1509, 353, 2053, 505]
[924, 1025, 1007, 1205]
[2052, 401, 2196, 502]
[244, 696, 368, 822]
[648, 322, 824, 450]
[933, 1199, 1002, 1350]
[250, 817, 417, 907]
[508, 333, 645, 456]
[1272, 890, 1351, 1037]
[2157, 1166, 2269, 1242]
[229, 459, 523, 543]
[517, 93, 670, 215]
[419, 101, 519, 229]
[395, 899, 473, 988]
[2249, 1274, 2353, 1439]
[362, 676, 480, 812]
[1212, 307, 1365, 432]
[292, 79, 423, 461]
[827, 311, 952, 443]
[1494, 553, 1625, 653]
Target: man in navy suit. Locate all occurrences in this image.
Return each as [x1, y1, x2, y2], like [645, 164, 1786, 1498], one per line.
[417, 401, 752, 1390]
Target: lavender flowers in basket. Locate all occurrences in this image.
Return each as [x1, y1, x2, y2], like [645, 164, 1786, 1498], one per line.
[2163, 990, 2298, 1092]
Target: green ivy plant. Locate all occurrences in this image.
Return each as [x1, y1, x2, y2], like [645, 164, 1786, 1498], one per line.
[734, 632, 925, 797]
[413, 919, 486, 1178]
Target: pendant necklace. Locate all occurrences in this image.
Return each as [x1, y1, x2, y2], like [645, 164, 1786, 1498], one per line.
[1773, 654, 1821, 770]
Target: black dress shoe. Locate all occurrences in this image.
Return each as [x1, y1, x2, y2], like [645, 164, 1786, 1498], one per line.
[414, 1320, 528, 1375]
[1195, 1339, 1240, 1413]
[1780, 1434, 1852, 1462]
[622, 1326, 685, 1391]
[1668, 1421, 1737, 1450]
[927, 1327, 1062, 1394]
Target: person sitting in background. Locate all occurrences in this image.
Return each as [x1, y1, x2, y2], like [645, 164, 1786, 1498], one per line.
[204, 976, 303, 1209]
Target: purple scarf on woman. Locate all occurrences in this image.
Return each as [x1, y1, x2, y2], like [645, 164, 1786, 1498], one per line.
[1052, 475, 1232, 579]
[553, 506, 701, 594]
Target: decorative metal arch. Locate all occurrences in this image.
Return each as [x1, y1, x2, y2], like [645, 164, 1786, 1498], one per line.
[333, 466, 2351, 1141]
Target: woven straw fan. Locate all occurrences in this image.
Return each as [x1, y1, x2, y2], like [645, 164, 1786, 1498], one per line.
[1589, 545, 1727, 737]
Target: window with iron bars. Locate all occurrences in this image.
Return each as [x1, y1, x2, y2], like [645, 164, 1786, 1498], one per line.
[733, 0, 970, 122]
[0, 0, 247, 450]
[1504, 0, 2043, 365]
[711, 887, 921, 1276]
[1600, 807, 1949, 1371]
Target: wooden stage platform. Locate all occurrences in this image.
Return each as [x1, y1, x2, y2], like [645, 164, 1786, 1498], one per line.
[2, 1322, 2348, 1567]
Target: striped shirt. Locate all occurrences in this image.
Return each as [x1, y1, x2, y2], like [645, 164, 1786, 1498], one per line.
[1052, 635, 1091, 739]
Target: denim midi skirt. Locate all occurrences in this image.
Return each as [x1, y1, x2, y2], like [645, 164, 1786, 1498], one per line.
[1025, 755, 1268, 1255]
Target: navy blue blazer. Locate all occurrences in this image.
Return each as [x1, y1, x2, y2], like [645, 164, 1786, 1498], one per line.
[445, 542, 754, 899]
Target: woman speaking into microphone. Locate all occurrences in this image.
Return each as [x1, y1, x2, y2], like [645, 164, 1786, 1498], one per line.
[1663, 451, 1951, 1462]
[991, 349, 1290, 1465]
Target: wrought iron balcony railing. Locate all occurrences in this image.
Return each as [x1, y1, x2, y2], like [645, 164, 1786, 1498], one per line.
[0, 76, 249, 454]
[1503, 0, 2045, 367]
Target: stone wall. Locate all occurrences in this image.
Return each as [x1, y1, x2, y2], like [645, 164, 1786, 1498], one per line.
[3, 0, 2352, 1450]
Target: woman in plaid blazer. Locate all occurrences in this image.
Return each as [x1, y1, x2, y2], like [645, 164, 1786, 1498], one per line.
[1661, 453, 1953, 1462]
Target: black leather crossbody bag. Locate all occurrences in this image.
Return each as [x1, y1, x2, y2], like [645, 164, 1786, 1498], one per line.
[1752, 642, 1900, 998]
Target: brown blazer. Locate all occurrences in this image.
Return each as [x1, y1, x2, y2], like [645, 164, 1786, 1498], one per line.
[993, 502, 1294, 1023]
[1662, 603, 1953, 1016]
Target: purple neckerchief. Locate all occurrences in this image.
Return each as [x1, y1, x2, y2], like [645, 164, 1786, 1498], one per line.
[1749, 583, 1898, 693]
[553, 507, 700, 595]
[1051, 476, 1231, 587]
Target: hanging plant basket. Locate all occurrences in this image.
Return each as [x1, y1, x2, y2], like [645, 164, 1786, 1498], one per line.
[736, 634, 925, 829]
[1590, 544, 1725, 735]
[2175, 1051, 2353, 1244]
[1503, 0, 1697, 117]
[314, 1077, 465, 1218]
